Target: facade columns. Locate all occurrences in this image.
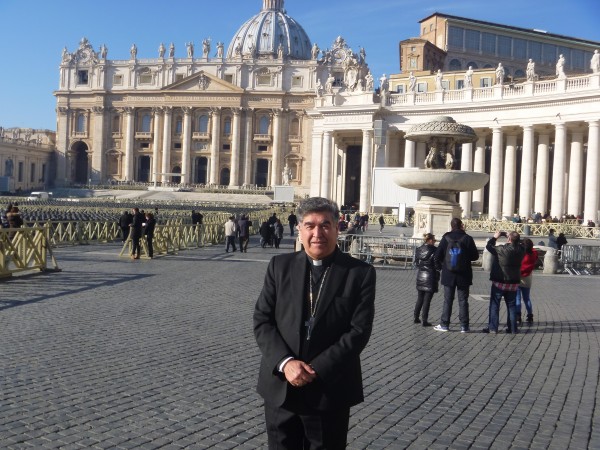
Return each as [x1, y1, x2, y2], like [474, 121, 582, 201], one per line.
[181, 107, 192, 184]
[243, 110, 253, 185]
[161, 107, 172, 183]
[567, 132, 584, 216]
[550, 123, 567, 218]
[209, 108, 221, 184]
[310, 130, 323, 197]
[151, 107, 163, 183]
[459, 142, 473, 217]
[55, 107, 69, 185]
[584, 120, 600, 223]
[320, 131, 333, 197]
[472, 134, 486, 214]
[271, 110, 282, 186]
[404, 138, 416, 167]
[359, 129, 372, 212]
[124, 107, 135, 181]
[488, 127, 503, 219]
[229, 108, 241, 186]
[91, 106, 105, 184]
[502, 134, 517, 217]
[534, 133, 550, 214]
[519, 126, 535, 218]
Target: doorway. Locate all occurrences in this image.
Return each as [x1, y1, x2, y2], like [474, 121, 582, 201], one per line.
[343, 146, 362, 208]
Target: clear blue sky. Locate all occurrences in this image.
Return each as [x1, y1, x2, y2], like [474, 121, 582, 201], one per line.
[0, 0, 598, 130]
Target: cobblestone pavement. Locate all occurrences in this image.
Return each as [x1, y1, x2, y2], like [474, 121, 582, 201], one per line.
[1, 234, 599, 449]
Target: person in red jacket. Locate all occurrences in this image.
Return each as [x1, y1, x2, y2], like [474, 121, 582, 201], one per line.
[516, 238, 538, 324]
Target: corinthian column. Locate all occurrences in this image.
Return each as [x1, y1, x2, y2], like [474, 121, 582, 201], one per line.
[229, 108, 241, 186]
[320, 131, 333, 197]
[123, 107, 135, 181]
[534, 133, 550, 214]
[567, 132, 584, 216]
[550, 123, 567, 218]
[181, 107, 192, 184]
[502, 134, 517, 217]
[404, 139, 416, 167]
[584, 120, 599, 223]
[472, 134, 486, 214]
[152, 107, 163, 183]
[91, 106, 105, 184]
[270, 110, 282, 186]
[459, 142, 473, 217]
[310, 131, 323, 197]
[488, 127, 503, 220]
[209, 108, 221, 184]
[161, 107, 172, 183]
[359, 129, 372, 212]
[243, 110, 253, 185]
[519, 126, 535, 218]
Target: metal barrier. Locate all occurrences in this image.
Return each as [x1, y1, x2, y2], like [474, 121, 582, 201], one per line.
[0, 227, 60, 278]
[560, 245, 600, 275]
[463, 220, 600, 239]
[337, 235, 421, 268]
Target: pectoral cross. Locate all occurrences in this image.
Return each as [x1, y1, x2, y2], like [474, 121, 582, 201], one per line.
[305, 317, 315, 341]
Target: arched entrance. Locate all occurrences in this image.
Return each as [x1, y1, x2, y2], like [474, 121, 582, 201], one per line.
[255, 159, 269, 187]
[138, 156, 151, 182]
[195, 157, 208, 184]
[220, 168, 230, 186]
[344, 146, 362, 208]
[72, 141, 89, 184]
[171, 166, 181, 184]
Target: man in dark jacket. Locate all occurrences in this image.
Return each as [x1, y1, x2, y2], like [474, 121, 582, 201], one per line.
[483, 231, 525, 334]
[119, 210, 132, 242]
[129, 207, 144, 259]
[433, 218, 480, 333]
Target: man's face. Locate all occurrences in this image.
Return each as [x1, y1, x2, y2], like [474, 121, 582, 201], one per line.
[298, 211, 339, 260]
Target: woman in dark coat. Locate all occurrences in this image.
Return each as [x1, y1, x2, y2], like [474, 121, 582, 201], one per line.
[144, 212, 156, 258]
[414, 233, 441, 326]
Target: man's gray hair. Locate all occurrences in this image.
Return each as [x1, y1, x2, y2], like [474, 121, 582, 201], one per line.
[296, 197, 340, 223]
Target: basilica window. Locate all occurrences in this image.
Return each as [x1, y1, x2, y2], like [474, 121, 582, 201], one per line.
[542, 43, 556, 64]
[223, 117, 232, 136]
[175, 117, 183, 134]
[259, 116, 270, 135]
[76, 113, 86, 133]
[176, 73, 185, 82]
[258, 145, 268, 152]
[465, 30, 480, 51]
[139, 68, 152, 84]
[113, 74, 123, 85]
[292, 76, 303, 88]
[140, 143, 150, 149]
[572, 49, 585, 70]
[481, 33, 496, 55]
[41, 164, 46, 182]
[513, 39, 527, 60]
[257, 74, 272, 86]
[448, 26, 464, 50]
[198, 115, 209, 133]
[449, 59, 462, 71]
[30, 163, 35, 183]
[529, 41, 542, 62]
[112, 115, 121, 133]
[497, 35, 512, 58]
[289, 118, 300, 136]
[222, 144, 231, 151]
[77, 70, 89, 85]
[174, 143, 182, 149]
[333, 72, 343, 87]
[18, 162, 23, 182]
[141, 114, 152, 132]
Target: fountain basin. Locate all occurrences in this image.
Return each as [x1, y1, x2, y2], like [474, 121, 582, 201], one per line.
[392, 168, 489, 192]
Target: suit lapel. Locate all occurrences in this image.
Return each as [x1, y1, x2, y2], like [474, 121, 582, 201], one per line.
[314, 251, 348, 320]
[289, 252, 308, 354]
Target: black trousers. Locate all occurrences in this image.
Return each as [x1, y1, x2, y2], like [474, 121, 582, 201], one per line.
[414, 290, 434, 322]
[146, 236, 153, 258]
[264, 402, 350, 450]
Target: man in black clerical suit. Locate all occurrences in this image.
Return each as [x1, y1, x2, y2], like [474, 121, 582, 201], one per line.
[254, 197, 376, 449]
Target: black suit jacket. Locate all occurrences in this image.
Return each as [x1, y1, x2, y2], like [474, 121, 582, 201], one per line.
[254, 249, 376, 411]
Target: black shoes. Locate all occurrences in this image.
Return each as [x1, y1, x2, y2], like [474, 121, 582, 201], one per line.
[414, 318, 421, 324]
[422, 322, 432, 327]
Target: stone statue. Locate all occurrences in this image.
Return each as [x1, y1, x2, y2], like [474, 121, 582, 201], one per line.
[464, 66, 474, 88]
[169, 42, 175, 58]
[282, 164, 292, 185]
[379, 74, 389, 93]
[311, 43, 320, 60]
[130, 44, 137, 60]
[425, 137, 454, 170]
[248, 42, 255, 57]
[202, 38, 211, 57]
[61, 47, 70, 63]
[315, 79, 323, 97]
[277, 42, 284, 59]
[235, 42, 242, 56]
[100, 44, 108, 59]
[359, 47, 366, 64]
[408, 72, 416, 92]
[187, 42, 194, 58]
[158, 43, 165, 58]
[526, 59, 536, 81]
[216, 42, 224, 58]
[365, 71, 374, 91]
[495, 63, 505, 85]
[435, 69, 444, 90]
[556, 54, 566, 79]
[325, 73, 335, 94]
[591, 50, 600, 74]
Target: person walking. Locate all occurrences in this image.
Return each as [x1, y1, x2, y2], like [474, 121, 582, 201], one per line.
[482, 231, 525, 334]
[287, 210, 298, 236]
[433, 218, 479, 333]
[144, 212, 156, 258]
[273, 219, 284, 249]
[414, 233, 441, 326]
[129, 207, 144, 259]
[238, 214, 250, 252]
[224, 215, 237, 253]
[378, 214, 385, 233]
[254, 197, 376, 449]
[516, 238, 537, 325]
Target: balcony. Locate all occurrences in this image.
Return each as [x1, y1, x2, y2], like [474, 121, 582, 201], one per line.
[253, 134, 272, 143]
[288, 135, 302, 142]
[72, 131, 87, 138]
[192, 132, 210, 140]
[135, 132, 153, 139]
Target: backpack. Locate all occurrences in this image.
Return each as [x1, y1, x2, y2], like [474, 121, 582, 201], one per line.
[445, 235, 469, 272]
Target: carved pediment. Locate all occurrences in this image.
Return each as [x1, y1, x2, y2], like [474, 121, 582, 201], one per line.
[163, 71, 244, 93]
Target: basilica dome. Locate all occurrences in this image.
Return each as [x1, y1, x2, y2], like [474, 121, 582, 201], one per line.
[226, 0, 312, 60]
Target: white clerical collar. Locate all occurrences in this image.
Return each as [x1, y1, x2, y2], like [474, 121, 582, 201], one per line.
[311, 259, 323, 266]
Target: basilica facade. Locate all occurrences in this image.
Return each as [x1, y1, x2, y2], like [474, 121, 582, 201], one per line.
[54, 0, 371, 197]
